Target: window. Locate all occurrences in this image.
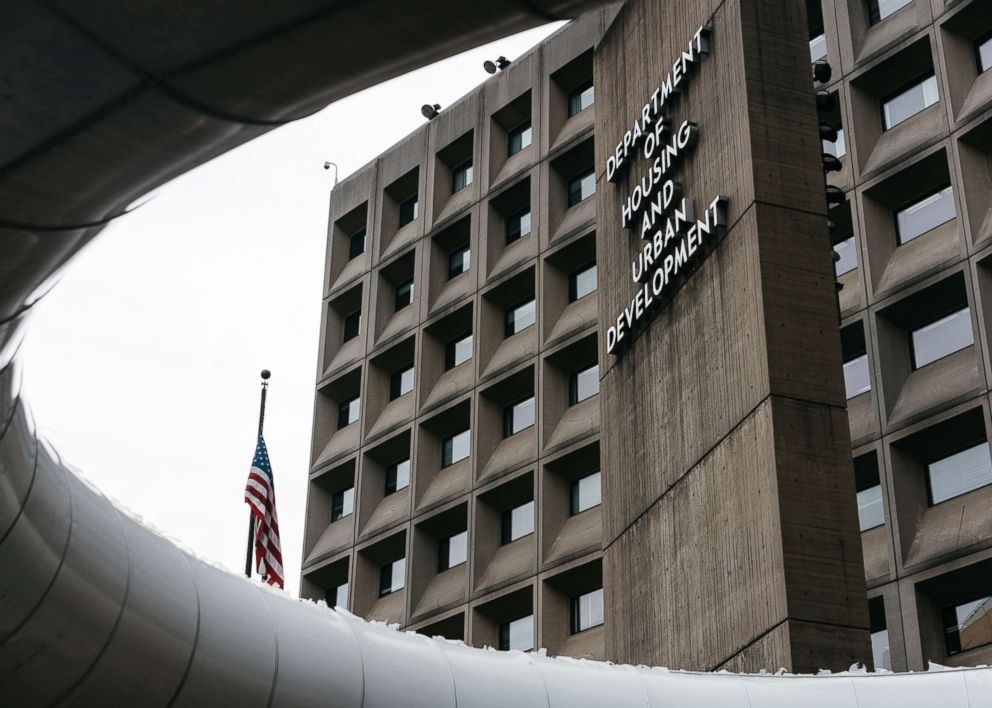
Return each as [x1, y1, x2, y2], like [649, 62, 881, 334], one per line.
[911, 307, 973, 369]
[331, 487, 354, 521]
[843, 353, 870, 400]
[502, 397, 535, 438]
[325, 582, 349, 609]
[505, 299, 536, 336]
[570, 588, 604, 634]
[569, 263, 597, 302]
[943, 595, 992, 656]
[452, 160, 473, 193]
[506, 208, 532, 244]
[441, 429, 470, 468]
[399, 194, 419, 226]
[895, 186, 955, 245]
[378, 557, 406, 597]
[390, 366, 415, 400]
[384, 458, 410, 495]
[395, 279, 414, 311]
[881, 75, 938, 131]
[343, 310, 361, 342]
[979, 34, 992, 74]
[500, 500, 534, 544]
[567, 80, 594, 117]
[927, 442, 992, 505]
[833, 236, 857, 277]
[869, 597, 891, 670]
[823, 127, 846, 159]
[498, 614, 534, 652]
[868, 0, 913, 25]
[570, 470, 602, 515]
[508, 121, 533, 155]
[567, 169, 596, 207]
[438, 530, 468, 571]
[569, 364, 599, 405]
[855, 460, 884, 531]
[809, 33, 827, 63]
[338, 396, 360, 429]
[349, 229, 366, 260]
[448, 246, 470, 279]
[445, 334, 473, 370]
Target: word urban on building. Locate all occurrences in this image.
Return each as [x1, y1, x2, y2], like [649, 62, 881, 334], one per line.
[606, 24, 729, 356]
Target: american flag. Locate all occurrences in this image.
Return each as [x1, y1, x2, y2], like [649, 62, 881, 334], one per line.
[244, 435, 284, 588]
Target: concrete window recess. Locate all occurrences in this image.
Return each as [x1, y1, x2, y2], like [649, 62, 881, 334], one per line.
[490, 90, 533, 185]
[927, 441, 992, 505]
[499, 614, 535, 651]
[896, 186, 955, 245]
[328, 201, 369, 288]
[869, 597, 891, 669]
[869, 0, 913, 26]
[570, 470, 601, 514]
[943, 596, 992, 655]
[910, 307, 972, 369]
[882, 75, 939, 130]
[570, 587, 604, 633]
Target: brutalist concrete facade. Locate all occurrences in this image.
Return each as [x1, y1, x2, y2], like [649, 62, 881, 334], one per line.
[302, 0, 992, 672]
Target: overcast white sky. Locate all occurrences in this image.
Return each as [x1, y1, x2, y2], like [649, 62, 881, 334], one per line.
[20, 22, 563, 592]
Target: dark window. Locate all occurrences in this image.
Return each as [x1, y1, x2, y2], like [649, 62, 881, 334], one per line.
[399, 195, 419, 226]
[508, 121, 533, 155]
[570, 587, 604, 634]
[448, 246, 470, 279]
[331, 487, 354, 521]
[910, 307, 973, 369]
[567, 169, 596, 207]
[868, 0, 913, 25]
[378, 557, 406, 597]
[569, 263, 597, 302]
[498, 615, 534, 652]
[505, 299, 536, 337]
[569, 364, 599, 405]
[570, 470, 602, 515]
[325, 582, 349, 609]
[567, 80, 594, 117]
[943, 595, 992, 656]
[500, 500, 534, 544]
[338, 396, 360, 429]
[502, 397, 535, 438]
[855, 457, 884, 531]
[895, 186, 955, 245]
[441, 429, 471, 468]
[843, 352, 870, 400]
[927, 442, 992, 505]
[869, 597, 891, 670]
[833, 236, 857, 277]
[506, 208, 532, 244]
[438, 530, 468, 571]
[881, 75, 938, 130]
[384, 458, 410, 495]
[445, 334, 473, 370]
[452, 160, 473, 193]
[348, 229, 366, 260]
[343, 310, 361, 342]
[389, 366, 415, 400]
[395, 279, 414, 311]
[979, 33, 992, 73]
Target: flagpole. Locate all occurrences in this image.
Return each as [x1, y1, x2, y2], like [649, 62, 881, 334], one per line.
[245, 369, 271, 578]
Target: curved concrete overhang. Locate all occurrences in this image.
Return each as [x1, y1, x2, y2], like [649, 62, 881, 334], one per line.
[2, 1, 992, 705]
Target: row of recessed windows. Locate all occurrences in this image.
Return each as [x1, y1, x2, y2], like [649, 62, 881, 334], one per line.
[832, 184, 956, 278]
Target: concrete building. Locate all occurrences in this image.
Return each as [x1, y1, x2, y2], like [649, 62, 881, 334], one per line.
[301, 0, 992, 674]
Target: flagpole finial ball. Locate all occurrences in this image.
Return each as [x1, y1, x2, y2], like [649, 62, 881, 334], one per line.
[260, 369, 271, 380]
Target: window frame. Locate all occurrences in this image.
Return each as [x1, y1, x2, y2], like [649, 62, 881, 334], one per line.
[342, 310, 361, 342]
[569, 364, 600, 406]
[505, 207, 532, 245]
[894, 184, 955, 246]
[570, 470, 602, 515]
[567, 79, 594, 117]
[448, 245, 471, 279]
[507, 120, 533, 156]
[338, 396, 360, 429]
[568, 263, 598, 302]
[445, 333, 473, 370]
[331, 487, 354, 521]
[925, 440, 992, 506]
[504, 298, 536, 337]
[394, 278, 415, 311]
[384, 457, 411, 495]
[438, 530, 468, 572]
[378, 557, 406, 597]
[452, 159, 474, 193]
[567, 169, 596, 208]
[389, 365, 415, 400]
[398, 194, 419, 226]
[502, 396, 535, 438]
[570, 587, 605, 635]
[348, 228, 366, 260]
[879, 73, 939, 132]
[441, 428, 471, 468]
[909, 305, 973, 370]
[500, 500, 535, 545]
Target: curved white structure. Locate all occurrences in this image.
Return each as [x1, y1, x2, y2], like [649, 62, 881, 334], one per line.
[2, 1, 992, 705]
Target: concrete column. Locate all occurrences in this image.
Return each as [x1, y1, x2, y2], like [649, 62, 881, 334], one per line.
[595, 0, 871, 672]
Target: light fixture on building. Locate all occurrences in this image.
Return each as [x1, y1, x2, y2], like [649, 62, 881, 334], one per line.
[813, 60, 832, 84]
[421, 103, 441, 119]
[815, 90, 836, 113]
[825, 185, 845, 205]
[483, 56, 512, 74]
[822, 154, 843, 173]
[323, 161, 338, 188]
[819, 122, 838, 143]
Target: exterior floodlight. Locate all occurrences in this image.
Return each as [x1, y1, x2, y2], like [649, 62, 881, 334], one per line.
[483, 60, 498, 74]
[812, 60, 832, 84]
[819, 122, 838, 142]
[825, 185, 845, 205]
[421, 103, 441, 119]
[815, 90, 836, 113]
[484, 56, 512, 74]
[822, 153, 843, 173]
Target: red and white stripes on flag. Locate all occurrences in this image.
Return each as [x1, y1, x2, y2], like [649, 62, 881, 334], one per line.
[244, 435, 284, 588]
